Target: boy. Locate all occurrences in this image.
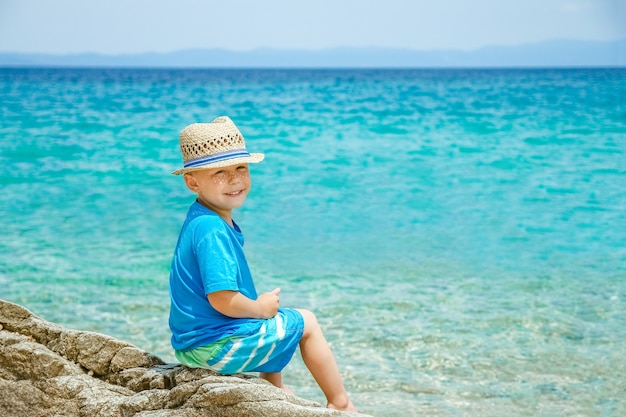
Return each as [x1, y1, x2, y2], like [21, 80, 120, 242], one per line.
[168, 116, 356, 412]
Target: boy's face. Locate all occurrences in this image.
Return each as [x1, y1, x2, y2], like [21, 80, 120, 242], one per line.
[184, 164, 251, 216]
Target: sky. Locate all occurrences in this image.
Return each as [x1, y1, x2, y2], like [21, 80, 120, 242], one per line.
[0, 0, 625, 55]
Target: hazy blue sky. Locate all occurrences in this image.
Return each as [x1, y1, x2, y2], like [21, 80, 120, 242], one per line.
[1, 0, 625, 54]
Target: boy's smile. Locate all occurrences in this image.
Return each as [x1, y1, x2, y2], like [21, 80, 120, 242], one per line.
[184, 164, 251, 224]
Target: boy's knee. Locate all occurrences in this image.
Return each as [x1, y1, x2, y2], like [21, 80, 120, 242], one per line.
[296, 308, 320, 336]
[296, 308, 317, 323]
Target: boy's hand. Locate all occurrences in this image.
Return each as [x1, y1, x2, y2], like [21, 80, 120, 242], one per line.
[257, 288, 280, 319]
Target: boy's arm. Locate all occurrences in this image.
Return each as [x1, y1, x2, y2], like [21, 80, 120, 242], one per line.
[208, 288, 280, 319]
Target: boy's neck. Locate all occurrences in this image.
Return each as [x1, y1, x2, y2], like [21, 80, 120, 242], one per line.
[196, 198, 234, 227]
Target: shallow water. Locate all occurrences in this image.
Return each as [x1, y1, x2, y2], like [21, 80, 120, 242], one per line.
[1, 68, 625, 416]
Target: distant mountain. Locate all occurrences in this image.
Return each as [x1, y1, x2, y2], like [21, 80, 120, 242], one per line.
[1, 38, 624, 68]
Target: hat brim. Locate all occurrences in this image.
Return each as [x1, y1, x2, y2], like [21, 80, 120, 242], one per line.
[171, 153, 264, 175]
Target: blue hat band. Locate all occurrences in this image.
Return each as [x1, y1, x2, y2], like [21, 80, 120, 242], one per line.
[184, 149, 251, 168]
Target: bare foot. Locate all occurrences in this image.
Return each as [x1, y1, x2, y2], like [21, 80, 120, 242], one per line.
[278, 384, 295, 397]
[328, 397, 357, 413]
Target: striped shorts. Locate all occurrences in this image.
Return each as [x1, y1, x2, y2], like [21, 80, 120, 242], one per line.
[175, 308, 304, 374]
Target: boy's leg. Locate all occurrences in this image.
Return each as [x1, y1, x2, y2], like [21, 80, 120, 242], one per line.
[295, 309, 357, 412]
[259, 372, 294, 396]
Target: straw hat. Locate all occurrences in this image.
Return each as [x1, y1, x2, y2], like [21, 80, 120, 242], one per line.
[172, 116, 264, 175]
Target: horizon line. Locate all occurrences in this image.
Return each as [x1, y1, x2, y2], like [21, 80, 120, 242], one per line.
[1, 36, 625, 56]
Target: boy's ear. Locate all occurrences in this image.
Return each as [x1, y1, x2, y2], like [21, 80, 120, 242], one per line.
[184, 173, 199, 192]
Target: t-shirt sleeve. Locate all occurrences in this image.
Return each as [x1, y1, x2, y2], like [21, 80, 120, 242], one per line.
[195, 221, 240, 295]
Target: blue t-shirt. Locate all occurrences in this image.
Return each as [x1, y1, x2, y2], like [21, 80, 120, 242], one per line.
[169, 201, 263, 351]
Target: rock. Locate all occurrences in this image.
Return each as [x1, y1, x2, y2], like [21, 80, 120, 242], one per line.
[0, 299, 370, 417]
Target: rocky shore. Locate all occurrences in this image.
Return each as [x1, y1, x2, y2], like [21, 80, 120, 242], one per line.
[0, 299, 370, 417]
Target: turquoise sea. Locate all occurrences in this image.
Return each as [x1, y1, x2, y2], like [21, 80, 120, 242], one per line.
[1, 68, 625, 416]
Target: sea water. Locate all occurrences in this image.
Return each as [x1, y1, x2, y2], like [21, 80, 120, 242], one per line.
[1, 68, 625, 416]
